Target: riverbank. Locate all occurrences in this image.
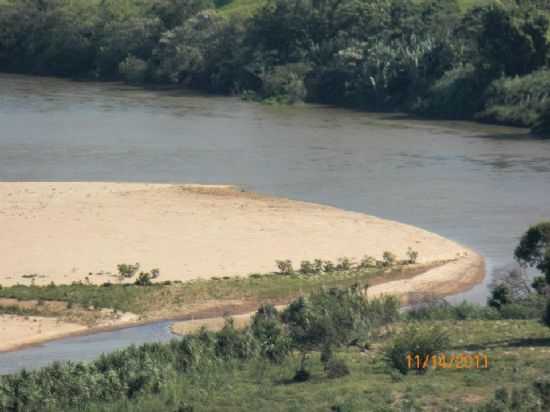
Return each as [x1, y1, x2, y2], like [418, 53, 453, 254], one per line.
[0, 182, 484, 352]
[169, 254, 484, 335]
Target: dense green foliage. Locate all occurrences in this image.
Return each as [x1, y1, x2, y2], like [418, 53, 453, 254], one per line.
[3, 299, 550, 411]
[384, 323, 449, 375]
[0, 287, 398, 411]
[1, 0, 549, 135]
[515, 221, 550, 281]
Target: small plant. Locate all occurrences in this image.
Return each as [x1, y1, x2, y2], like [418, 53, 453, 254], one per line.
[276, 260, 294, 275]
[299, 260, 316, 275]
[335, 257, 353, 271]
[406, 247, 419, 264]
[313, 259, 324, 273]
[117, 263, 140, 281]
[150, 268, 160, 279]
[324, 358, 350, 379]
[135, 272, 152, 286]
[384, 323, 449, 375]
[382, 252, 397, 267]
[358, 255, 376, 269]
[323, 260, 336, 272]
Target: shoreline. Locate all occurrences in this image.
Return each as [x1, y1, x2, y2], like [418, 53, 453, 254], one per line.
[0, 72, 536, 136]
[169, 253, 485, 336]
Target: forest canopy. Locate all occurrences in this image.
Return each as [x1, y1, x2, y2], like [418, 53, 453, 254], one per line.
[0, 0, 549, 135]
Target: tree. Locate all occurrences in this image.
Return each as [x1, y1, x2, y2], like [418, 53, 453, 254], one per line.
[281, 286, 370, 379]
[250, 304, 291, 363]
[515, 222, 550, 282]
[474, 4, 550, 77]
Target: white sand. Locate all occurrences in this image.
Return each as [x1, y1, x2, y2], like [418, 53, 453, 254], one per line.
[0, 182, 476, 286]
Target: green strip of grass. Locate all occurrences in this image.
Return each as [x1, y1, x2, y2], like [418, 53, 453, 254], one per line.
[0, 266, 399, 314]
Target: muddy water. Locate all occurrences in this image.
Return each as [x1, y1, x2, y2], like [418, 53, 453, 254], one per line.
[1, 73, 549, 373]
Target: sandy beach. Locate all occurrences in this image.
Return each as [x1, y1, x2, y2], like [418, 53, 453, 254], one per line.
[0, 182, 475, 285]
[0, 182, 484, 351]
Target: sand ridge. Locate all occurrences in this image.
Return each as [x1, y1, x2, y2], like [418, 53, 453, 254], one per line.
[0, 182, 475, 286]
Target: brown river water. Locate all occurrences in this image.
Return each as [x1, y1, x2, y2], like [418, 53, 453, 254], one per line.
[0, 73, 549, 373]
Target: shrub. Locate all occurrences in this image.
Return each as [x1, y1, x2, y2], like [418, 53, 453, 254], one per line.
[260, 63, 309, 104]
[250, 304, 291, 363]
[365, 295, 401, 330]
[358, 255, 376, 269]
[406, 248, 419, 264]
[407, 298, 500, 321]
[324, 358, 350, 379]
[135, 272, 152, 286]
[323, 260, 336, 272]
[282, 286, 371, 377]
[415, 64, 486, 119]
[382, 252, 397, 267]
[117, 263, 140, 280]
[150, 269, 160, 279]
[478, 69, 550, 127]
[299, 260, 317, 275]
[214, 318, 258, 360]
[313, 259, 324, 273]
[385, 324, 449, 374]
[335, 257, 353, 271]
[488, 284, 512, 309]
[275, 260, 294, 275]
[499, 296, 546, 320]
[119, 55, 148, 84]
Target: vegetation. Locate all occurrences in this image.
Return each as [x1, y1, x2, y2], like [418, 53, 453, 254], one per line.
[0, 0, 549, 136]
[0, 256, 413, 314]
[384, 323, 449, 375]
[3, 294, 550, 411]
[4, 224, 550, 410]
[514, 221, 550, 282]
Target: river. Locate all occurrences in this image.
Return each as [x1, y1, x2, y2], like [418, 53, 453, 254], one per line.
[0, 73, 549, 373]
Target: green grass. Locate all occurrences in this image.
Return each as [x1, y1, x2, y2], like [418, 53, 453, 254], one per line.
[217, 0, 266, 17]
[216, 0, 502, 18]
[71, 319, 550, 411]
[0, 266, 397, 315]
